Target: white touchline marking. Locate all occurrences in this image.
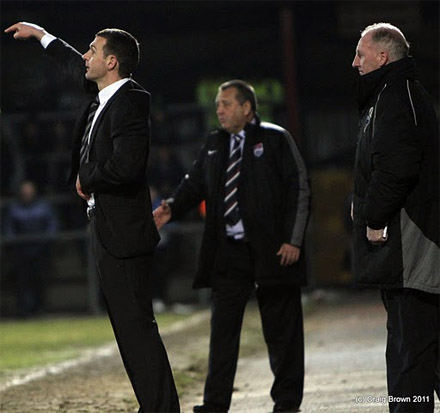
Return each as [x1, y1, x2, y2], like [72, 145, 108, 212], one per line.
[0, 311, 210, 391]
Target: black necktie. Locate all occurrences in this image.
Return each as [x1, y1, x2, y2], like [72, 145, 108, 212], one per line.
[224, 134, 243, 225]
[80, 96, 100, 165]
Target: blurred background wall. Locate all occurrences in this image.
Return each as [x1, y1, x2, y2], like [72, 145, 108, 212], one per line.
[1, 0, 438, 316]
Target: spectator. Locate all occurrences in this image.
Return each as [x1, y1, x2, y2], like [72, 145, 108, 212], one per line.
[3, 181, 58, 317]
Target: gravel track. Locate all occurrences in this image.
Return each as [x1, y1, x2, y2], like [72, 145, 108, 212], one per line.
[1, 291, 439, 412]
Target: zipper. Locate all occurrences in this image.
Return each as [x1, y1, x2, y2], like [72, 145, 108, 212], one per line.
[371, 83, 387, 138]
[406, 79, 418, 126]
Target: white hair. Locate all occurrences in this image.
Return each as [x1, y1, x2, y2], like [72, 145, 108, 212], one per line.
[361, 22, 410, 62]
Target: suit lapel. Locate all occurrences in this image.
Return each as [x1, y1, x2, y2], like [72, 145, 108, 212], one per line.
[69, 96, 96, 182]
[88, 80, 134, 149]
[75, 97, 95, 145]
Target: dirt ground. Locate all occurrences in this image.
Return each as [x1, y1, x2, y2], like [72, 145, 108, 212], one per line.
[0, 312, 213, 413]
[1, 290, 439, 413]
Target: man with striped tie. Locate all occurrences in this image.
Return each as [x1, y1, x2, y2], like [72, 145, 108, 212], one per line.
[5, 22, 179, 413]
[154, 80, 310, 413]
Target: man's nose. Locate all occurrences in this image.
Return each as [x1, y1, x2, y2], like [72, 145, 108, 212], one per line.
[82, 51, 89, 61]
[352, 56, 359, 68]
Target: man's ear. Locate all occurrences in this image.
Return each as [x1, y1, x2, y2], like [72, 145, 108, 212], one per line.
[107, 55, 118, 71]
[378, 50, 389, 67]
[243, 100, 252, 116]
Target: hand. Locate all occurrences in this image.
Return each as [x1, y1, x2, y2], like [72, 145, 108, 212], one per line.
[153, 200, 172, 230]
[277, 243, 301, 267]
[76, 175, 90, 201]
[4, 22, 47, 41]
[366, 226, 388, 245]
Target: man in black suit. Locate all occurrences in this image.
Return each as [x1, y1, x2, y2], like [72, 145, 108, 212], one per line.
[154, 80, 310, 413]
[5, 22, 180, 413]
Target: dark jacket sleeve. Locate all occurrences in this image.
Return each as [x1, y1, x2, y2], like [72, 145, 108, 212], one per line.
[167, 144, 207, 220]
[45, 38, 97, 94]
[79, 90, 150, 193]
[280, 131, 311, 247]
[363, 87, 421, 229]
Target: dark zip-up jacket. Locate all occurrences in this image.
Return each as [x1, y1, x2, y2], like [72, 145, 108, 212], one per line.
[353, 57, 439, 294]
[168, 118, 311, 288]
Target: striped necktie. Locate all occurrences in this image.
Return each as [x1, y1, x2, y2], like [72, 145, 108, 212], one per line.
[79, 96, 100, 165]
[224, 134, 243, 225]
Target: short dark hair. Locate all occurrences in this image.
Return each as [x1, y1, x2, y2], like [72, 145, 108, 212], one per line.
[96, 28, 140, 78]
[219, 79, 258, 113]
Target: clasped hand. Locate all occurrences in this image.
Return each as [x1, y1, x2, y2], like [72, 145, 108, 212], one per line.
[366, 226, 388, 245]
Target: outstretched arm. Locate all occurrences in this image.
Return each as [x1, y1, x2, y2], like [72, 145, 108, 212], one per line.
[4, 22, 47, 41]
[5, 21, 95, 93]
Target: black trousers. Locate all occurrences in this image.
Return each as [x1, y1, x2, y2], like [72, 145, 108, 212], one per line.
[381, 288, 440, 413]
[203, 239, 304, 410]
[91, 220, 180, 413]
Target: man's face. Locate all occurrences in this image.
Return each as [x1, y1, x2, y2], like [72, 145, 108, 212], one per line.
[82, 36, 109, 83]
[352, 32, 385, 76]
[19, 182, 36, 204]
[215, 87, 250, 134]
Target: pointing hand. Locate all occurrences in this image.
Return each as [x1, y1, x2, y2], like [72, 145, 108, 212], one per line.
[4, 22, 46, 41]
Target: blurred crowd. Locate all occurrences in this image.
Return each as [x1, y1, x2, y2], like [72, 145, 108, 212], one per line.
[1, 107, 205, 318]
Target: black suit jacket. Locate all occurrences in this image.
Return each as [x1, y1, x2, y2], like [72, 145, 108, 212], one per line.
[46, 39, 159, 258]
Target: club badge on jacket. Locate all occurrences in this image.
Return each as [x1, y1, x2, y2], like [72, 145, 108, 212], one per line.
[253, 142, 264, 158]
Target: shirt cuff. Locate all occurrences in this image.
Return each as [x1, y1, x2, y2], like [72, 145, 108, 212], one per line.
[40, 33, 56, 49]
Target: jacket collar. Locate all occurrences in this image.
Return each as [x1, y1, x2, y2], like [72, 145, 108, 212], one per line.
[244, 114, 261, 136]
[98, 78, 130, 107]
[88, 79, 141, 146]
[217, 114, 262, 137]
[356, 56, 416, 111]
